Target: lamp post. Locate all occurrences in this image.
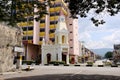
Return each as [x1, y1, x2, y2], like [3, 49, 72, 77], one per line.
[81, 41, 85, 63]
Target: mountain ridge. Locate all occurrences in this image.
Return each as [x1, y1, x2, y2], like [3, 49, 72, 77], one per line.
[90, 48, 113, 57]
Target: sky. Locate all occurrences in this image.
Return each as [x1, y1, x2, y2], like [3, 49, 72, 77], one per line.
[78, 12, 120, 49]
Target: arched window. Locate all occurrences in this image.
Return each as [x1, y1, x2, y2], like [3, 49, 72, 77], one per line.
[62, 35, 65, 44]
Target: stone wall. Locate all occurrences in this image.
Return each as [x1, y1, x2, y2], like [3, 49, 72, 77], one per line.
[0, 22, 23, 73]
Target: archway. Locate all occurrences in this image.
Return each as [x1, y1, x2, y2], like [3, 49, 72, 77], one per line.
[47, 53, 51, 64]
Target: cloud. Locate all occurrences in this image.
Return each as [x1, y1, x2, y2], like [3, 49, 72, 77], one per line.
[78, 32, 91, 41]
[103, 30, 120, 44]
[78, 13, 120, 49]
[85, 40, 110, 49]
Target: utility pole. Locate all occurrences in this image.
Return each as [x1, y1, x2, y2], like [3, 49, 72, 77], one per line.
[81, 41, 85, 63]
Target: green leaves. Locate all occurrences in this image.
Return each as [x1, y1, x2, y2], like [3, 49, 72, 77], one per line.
[67, 0, 120, 26]
[0, 0, 53, 26]
[105, 51, 113, 59]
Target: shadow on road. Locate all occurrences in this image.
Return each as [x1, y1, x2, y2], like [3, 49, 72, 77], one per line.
[5, 74, 120, 80]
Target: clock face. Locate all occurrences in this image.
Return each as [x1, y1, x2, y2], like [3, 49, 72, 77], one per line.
[60, 17, 65, 22]
[61, 18, 64, 21]
[58, 16, 65, 22]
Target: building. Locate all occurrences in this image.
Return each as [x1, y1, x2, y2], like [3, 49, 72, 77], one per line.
[79, 42, 96, 63]
[113, 44, 120, 62]
[42, 14, 69, 64]
[18, 0, 79, 64]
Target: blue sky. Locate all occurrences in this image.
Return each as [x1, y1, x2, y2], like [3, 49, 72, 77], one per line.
[78, 12, 120, 49]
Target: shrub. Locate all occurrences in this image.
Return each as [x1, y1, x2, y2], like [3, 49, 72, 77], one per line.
[49, 61, 65, 65]
[104, 62, 112, 66]
[87, 61, 93, 65]
[22, 60, 35, 65]
[64, 64, 69, 66]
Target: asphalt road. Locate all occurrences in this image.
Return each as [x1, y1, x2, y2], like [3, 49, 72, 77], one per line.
[1, 66, 120, 80]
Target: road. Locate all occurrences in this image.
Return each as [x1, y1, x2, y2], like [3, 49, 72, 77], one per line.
[1, 66, 120, 80]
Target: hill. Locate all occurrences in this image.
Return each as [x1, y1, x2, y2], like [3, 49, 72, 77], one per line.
[91, 48, 113, 57]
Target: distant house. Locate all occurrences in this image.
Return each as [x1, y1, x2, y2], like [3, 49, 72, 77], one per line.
[79, 43, 96, 63]
[113, 44, 120, 62]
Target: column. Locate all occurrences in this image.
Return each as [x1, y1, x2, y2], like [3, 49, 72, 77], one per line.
[33, 4, 40, 45]
[58, 48, 62, 61]
[66, 48, 69, 64]
[41, 46, 44, 65]
[45, 5, 50, 43]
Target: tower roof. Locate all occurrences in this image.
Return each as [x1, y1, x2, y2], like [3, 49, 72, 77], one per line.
[55, 14, 68, 33]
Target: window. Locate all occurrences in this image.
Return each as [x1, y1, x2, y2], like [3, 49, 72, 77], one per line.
[28, 36, 33, 40]
[40, 28, 45, 32]
[22, 27, 27, 31]
[50, 21, 58, 24]
[70, 39, 72, 41]
[50, 3, 61, 7]
[62, 35, 65, 44]
[23, 36, 26, 40]
[40, 19, 45, 23]
[49, 29, 55, 33]
[70, 47, 73, 48]
[50, 12, 59, 16]
[50, 38, 55, 42]
[29, 17, 34, 21]
[28, 27, 33, 30]
[39, 37, 43, 41]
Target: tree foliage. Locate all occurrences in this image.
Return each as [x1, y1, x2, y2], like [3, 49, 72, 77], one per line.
[1, 0, 120, 26]
[65, 0, 120, 26]
[0, 0, 53, 26]
[105, 51, 113, 59]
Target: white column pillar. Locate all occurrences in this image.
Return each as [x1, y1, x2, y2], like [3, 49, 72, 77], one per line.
[45, 6, 50, 43]
[66, 48, 69, 64]
[58, 48, 62, 61]
[41, 46, 44, 65]
[58, 35, 62, 44]
[33, 4, 40, 45]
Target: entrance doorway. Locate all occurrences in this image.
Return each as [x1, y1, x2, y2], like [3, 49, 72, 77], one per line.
[47, 53, 51, 64]
[62, 53, 66, 64]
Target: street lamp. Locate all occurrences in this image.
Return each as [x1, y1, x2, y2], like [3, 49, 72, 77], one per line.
[81, 41, 85, 63]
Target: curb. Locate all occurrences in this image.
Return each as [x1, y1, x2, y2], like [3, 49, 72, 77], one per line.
[0, 72, 18, 75]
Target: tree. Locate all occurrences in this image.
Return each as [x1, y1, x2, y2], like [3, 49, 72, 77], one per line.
[1, 0, 120, 26]
[0, 0, 53, 26]
[65, 0, 120, 26]
[104, 51, 113, 59]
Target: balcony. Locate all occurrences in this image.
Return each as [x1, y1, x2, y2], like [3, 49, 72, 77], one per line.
[39, 32, 45, 36]
[50, 7, 61, 12]
[40, 23, 45, 28]
[50, 25, 56, 29]
[39, 41, 42, 45]
[28, 40, 33, 44]
[50, 16, 59, 21]
[18, 21, 33, 27]
[23, 31, 33, 36]
[49, 33, 55, 38]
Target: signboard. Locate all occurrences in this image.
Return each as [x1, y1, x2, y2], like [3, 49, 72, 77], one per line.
[14, 46, 24, 52]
